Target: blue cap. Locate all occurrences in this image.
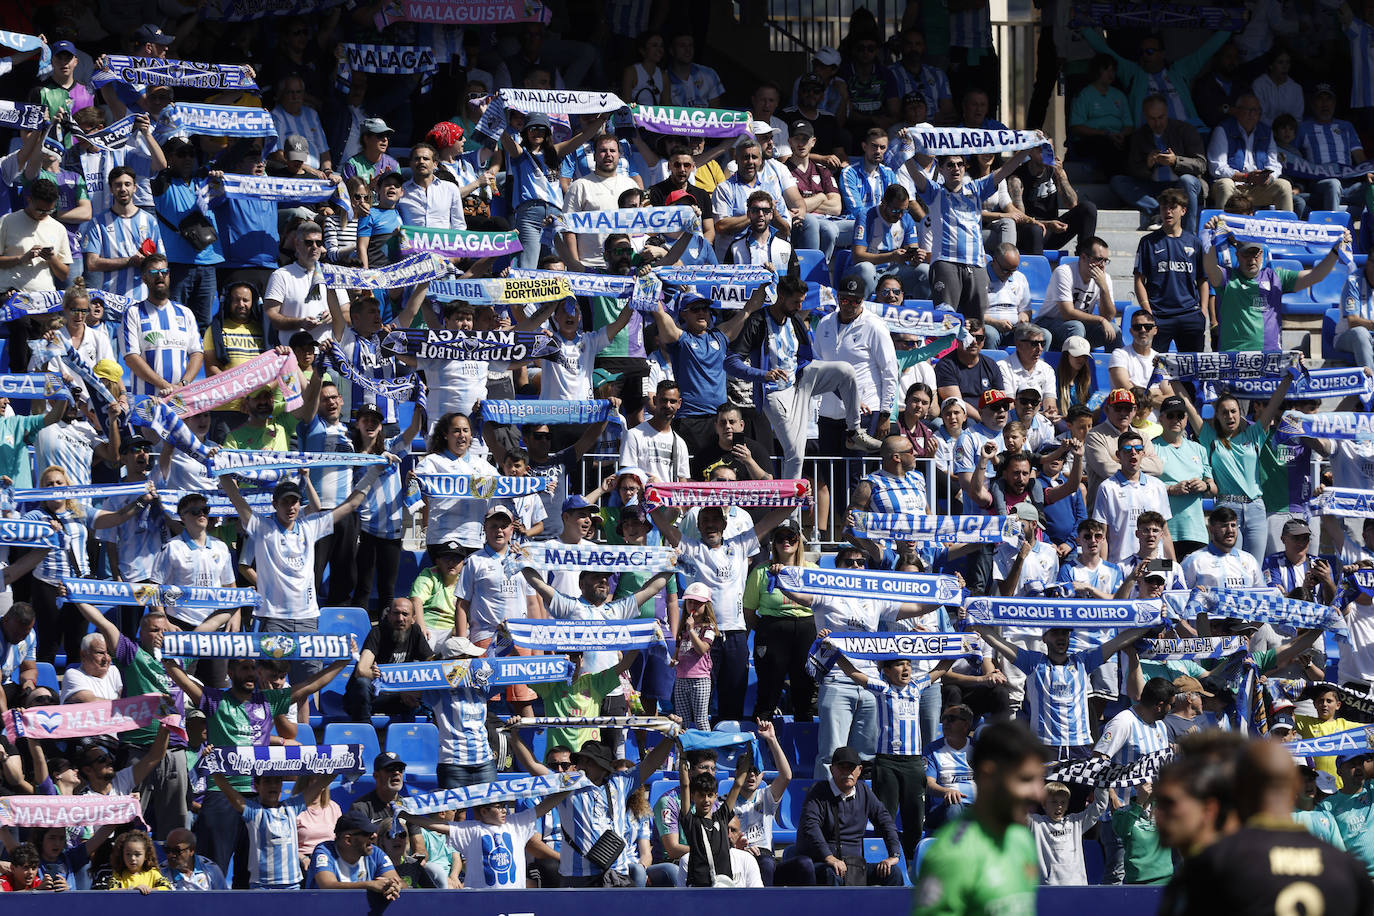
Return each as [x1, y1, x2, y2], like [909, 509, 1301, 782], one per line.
[562, 495, 594, 513]
[52, 41, 78, 57]
[677, 291, 712, 312]
[524, 113, 552, 132]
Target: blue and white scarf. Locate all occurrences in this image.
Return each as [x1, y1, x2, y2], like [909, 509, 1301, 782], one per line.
[161, 103, 278, 138]
[337, 44, 437, 95]
[383, 329, 562, 364]
[1278, 411, 1374, 442]
[67, 115, 140, 153]
[5, 482, 148, 505]
[198, 744, 366, 777]
[505, 618, 664, 652]
[129, 400, 215, 465]
[848, 512, 1019, 544]
[0, 101, 47, 131]
[321, 346, 424, 405]
[411, 474, 546, 498]
[963, 596, 1165, 629]
[1351, 569, 1374, 597]
[1204, 214, 1351, 264]
[1313, 487, 1374, 518]
[0, 30, 49, 78]
[1282, 156, 1374, 182]
[1134, 636, 1248, 660]
[1223, 367, 1374, 408]
[1155, 351, 1303, 382]
[426, 275, 572, 304]
[822, 631, 984, 660]
[0, 518, 65, 549]
[157, 490, 275, 518]
[481, 399, 611, 425]
[1068, 2, 1249, 31]
[505, 265, 777, 302]
[507, 267, 634, 297]
[0, 373, 70, 401]
[562, 207, 700, 236]
[1184, 588, 1347, 637]
[400, 771, 594, 815]
[218, 173, 351, 215]
[511, 542, 676, 573]
[775, 565, 963, 604]
[0, 290, 65, 323]
[320, 252, 453, 291]
[208, 449, 387, 477]
[201, 0, 348, 20]
[1285, 725, 1374, 757]
[509, 715, 681, 735]
[907, 126, 1045, 157]
[856, 302, 965, 337]
[498, 87, 626, 115]
[61, 578, 262, 610]
[375, 655, 574, 692]
[158, 631, 352, 659]
[102, 55, 259, 92]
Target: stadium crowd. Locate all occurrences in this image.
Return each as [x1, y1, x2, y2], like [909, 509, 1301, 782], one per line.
[2, 0, 1374, 904]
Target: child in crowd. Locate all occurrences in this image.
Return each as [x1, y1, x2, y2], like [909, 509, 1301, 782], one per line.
[401, 790, 572, 890]
[357, 171, 404, 270]
[732, 719, 792, 886]
[1, 843, 44, 891]
[678, 753, 749, 887]
[1112, 780, 1173, 885]
[211, 770, 333, 889]
[672, 582, 717, 730]
[1029, 782, 1109, 886]
[1002, 420, 1028, 456]
[106, 831, 172, 893]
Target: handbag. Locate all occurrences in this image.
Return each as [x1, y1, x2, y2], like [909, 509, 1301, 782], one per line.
[701, 824, 737, 887]
[563, 783, 630, 886]
[157, 207, 218, 252]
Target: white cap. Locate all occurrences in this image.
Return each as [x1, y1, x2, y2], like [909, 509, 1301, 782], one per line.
[815, 46, 841, 67]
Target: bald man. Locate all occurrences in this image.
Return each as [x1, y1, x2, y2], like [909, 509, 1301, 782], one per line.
[1159, 740, 1373, 914]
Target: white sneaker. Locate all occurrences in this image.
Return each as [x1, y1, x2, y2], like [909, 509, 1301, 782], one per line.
[845, 428, 882, 452]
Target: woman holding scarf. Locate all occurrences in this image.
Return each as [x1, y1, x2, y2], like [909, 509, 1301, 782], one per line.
[745, 520, 817, 722]
[414, 412, 499, 564]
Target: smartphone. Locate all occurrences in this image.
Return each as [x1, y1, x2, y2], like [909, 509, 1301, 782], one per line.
[1147, 558, 1174, 573]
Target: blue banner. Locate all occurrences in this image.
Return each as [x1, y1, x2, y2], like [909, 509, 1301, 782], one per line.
[159, 632, 352, 659]
[400, 771, 593, 814]
[963, 597, 1165, 629]
[1313, 487, 1374, 517]
[163, 103, 278, 138]
[382, 330, 563, 363]
[1185, 588, 1346, 637]
[562, 206, 699, 236]
[822, 631, 984, 660]
[1279, 411, 1374, 442]
[775, 566, 963, 604]
[1285, 725, 1374, 757]
[208, 449, 387, 476]
[481, 399, 612, 425]
[0, 518, 65, 549]
[62, 578, 262, 609]
[505, 619, 664, 652]
[513, 542, 676, 573]
[102, 55, 259, 92]
[1220, 367, 1374, 407]
[1134, 636, 1248, 660]
[375, 655, 573, 692]
[199, 744, 366, 777]
[848, 512, 1018, 544]
[1156, 351, 1303, 382]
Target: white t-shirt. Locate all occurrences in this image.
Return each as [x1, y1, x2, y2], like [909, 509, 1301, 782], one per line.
[993, 539, 1061, 596]
[1332, 440, 1374, 492]
[986, 269, 1031, 327]
[415, 450, 499, 548]
[1338, 600, 1374, 685]
[417, 355, 487, 421]
[0, 210, 72, 292]
[446, 808, 540, 889]
[455, 547, 533, 644]
[677, 529, 761, 631]
[264, 262, 331, 344]
[619, 421, 690, 483]
[1091, 473, 1172, 563]
[540, 327, 612, 402]
[734, 784, 779, 849]
[60, 664, 124, 702]
[1180, 546, 1264, 589]
[563, 173, 640, 269]
[1036, 263, 1115, 322]
[1109, 346, 1158, 389]
[244, 511, 334, 621]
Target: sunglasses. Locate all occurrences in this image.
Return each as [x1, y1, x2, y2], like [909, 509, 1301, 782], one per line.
[942, 161, 966, 171]
[748, 207, 774, 214]
[180, 506, 210, 516]
[146, 268, 170, 277]
[969, 333, 985, 342]
[1018, 397, 1040, 406]
[1133, 323, 1155, 332]
[776, 532, 799, 542]
[1120, 443, 1145, 453]
[838, 559, 866, 567]
[611, 246, 634, 255]
[1019, 339, 1045, 348]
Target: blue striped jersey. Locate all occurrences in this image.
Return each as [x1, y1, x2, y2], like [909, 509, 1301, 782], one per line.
[866, 678, 925, 755]
[82, 208, 162, 299]
[1014, 646, 1105, 747]
[1093, 707, 1169, 765]
[918, 174, 997, 265]
[1344, 18, 1374, 109]
[668, 64, 725, 107]
[924, 736, 975, 796]
[357, 435, 412, 540]
[298, 415, 354, 509]
[34, 420, 103, 489]
[120, 299, 203, 397]
[1056, 559, 1125, 596]
[242, 795, 308, 888]
[306, 840, 392, 887]
[558, 771, 638, 877]
[864, 468, 929, 516]
[854, 205, 919, 253]
[839, 161, 900, 220]
[948, 7, 993, 48]
[335, 328, 399, 425]
[95, 490, 169, 582]
[1298, 119, 1363, 166]
[22, 508, 89, 585]
[884, 63, 951, 111]
[423, 683, 493, 766]
[269, 107, 329, 170]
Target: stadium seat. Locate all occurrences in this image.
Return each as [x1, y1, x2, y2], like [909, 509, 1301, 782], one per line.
[1198, 208, 1222, 229]
[295, 722, 317, 746]
[1017, 254, 1052, 302]
[1323, 307, 1346, 364]
[1309, 210, 1352, 228]
[323, 721, 382, 768]
[1309, 264, 1351, 308]
[385, 722, 439, 785]
[794, 248, 828, 288]
[830, 248, 853, 286]
[34, 662, 58, 694]
[1090, 353, 1113, 392]
[864, 837, 912, 886]
[319, 607, 372, 644]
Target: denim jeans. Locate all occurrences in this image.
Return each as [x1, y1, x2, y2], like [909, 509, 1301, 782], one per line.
[793, 212, 843, 260]
[1221, 497, 1269, 567]
[194, 789, 248, 878]
[438, 760, 497, 789]
[169, 262, 219, 332]
[814, 678, 877, 778]
[1039, 315, 1117, 352]
[1310, 178, 1365, 213]
[1338, 326, 1374, 372]
[514, 200, 557, 269]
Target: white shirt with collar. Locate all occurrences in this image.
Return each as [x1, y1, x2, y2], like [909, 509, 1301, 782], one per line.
[1208, 123, 1285, 180]
[986, 267, 1031, 326]
[1091, 471, 1172, 563]
[814, 309, 898, 421]
[1181, 544, 1264, 589]
[398, 178, 466, 230]
[998, 354, 1056, 403]
[828, 776, 857, 800]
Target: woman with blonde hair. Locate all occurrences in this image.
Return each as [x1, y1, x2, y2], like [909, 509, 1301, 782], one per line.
[745, 520, 818, 720]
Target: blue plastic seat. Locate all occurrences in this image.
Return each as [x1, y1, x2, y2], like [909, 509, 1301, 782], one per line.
[1309, 209, 1352, 228]
[34, 662, 58, 693]
[864, 837, 912, 885]
[1324, 307, 1348, 365]
[319, 607, 373, 644]
[294, 722, 317, 745]
[1090, 353, 1114, 393]
[385, 722, 439, 785]
[1309, 264, 1351, 307]
[1017, 254, 1052, 303]
[794, 248, 828, 287]
[830, 248, 853, 287]
[322, 721, 382, 768]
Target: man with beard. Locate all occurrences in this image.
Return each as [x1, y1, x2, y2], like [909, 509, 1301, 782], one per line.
[619, 381, 690, 484]
[164, 648, 353, 884]
[121, 254, 203, 400]
[648, 147, 716, 244]
[345, 598, 435, 722]
[399, 143, 463, 231]
[264, 220, 330, 346]
[563, 134, 639, 270]
[689, 403, 773, 482]
[1181, 506, 1265, 589]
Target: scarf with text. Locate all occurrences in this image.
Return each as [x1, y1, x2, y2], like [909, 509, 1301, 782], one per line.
[509, 715, 682, 735]
[1278, 411, 1374, 442]
[0, 795, 142, 828]
[1204, 215, 1353, 269]
[401, 226, 522, 258]
[1044, 747, 1175, 788]
[218, 173, 350, 214]
[0, 373, 70, 401]
[1155, 351, 1303, 382]
[498, 87, 627, 115]
[0, 30, 49, 78]
[375, 655, 574, 692]
[321, 345, 425, 406]
[644, 479, 812, 509]
[481, 398, 611, 425]
[505, 618, 665, 652]
[848, 512, 1019, 544]
[908, 126, 1045, 157]
[963, 596, 1165, 629]
[129, 400, 213, 466]
[0, 518, 65, 549]
[208, 449, 386, 477]
[775, 566, 962, 604]
[410, 474, 546, 498]
[473, 93, 572, 143]
[428, 276, 572, 304]
[1285, 725, 1374, 757]
[1068, 1, 1248, 30]
[6, 482, 148, 505]
[401, 772, 593, 815]
[337, 44, 437, 95]
[199, 744, 366, 777]
[1282, 154, 1374, 182]
[860, 302, 965, 338]
[383, 329, 563, 364]
[61, 578, 262, 610]
[1134, 636, 1248, 660]
[158, 632, 352, 659]
[562, 207, 700, 237]
[162, 103, 278, 138]
[320, 252, 453, 290]
[200, 0, 348, 19]
[1222, 367, 1374, 408]
[66, 115, 140, 153]
[157, 490, 275, 519]
[102, 55, 258, 92]
[1184, 588, 1347, 637]
[0, 101, 48, 131]
[4, 694, 181, 743]
[629, 104, 753, 138]
[375, 0, 551, 28]
[1312, 486, 1374, 517]
[512, 542, 677, 573]
[820, 631, 984, 660]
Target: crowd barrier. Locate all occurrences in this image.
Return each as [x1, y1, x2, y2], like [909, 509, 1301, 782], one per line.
[0, 886, 1167, 914]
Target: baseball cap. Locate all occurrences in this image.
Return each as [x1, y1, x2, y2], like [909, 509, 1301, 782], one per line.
[939, 396, 964, 414]
[616, 467, 648, 489]
[1271, 712, 1297, 731]
[1016, 387, 1041, 404]
[373, 751, 407, 771]
[682, 582, 712, 603]
[1172, 675, 1213, 696]
[1012, 501, 1041, 523]
[93, 359, 123, 384]
[484, 504, 514, 522]
[1159, 395, 1187, 414]
[119, 435, 153, 453]
[1105, 388, 1137, 407]
[798, 73, 824, 89]
[433, 540, 465, 558]
[837, 275, 865, 299]
[1062, 336, 1091, 358]
[272, 479, 302, 502]
[1238, 240, 1265, 255]
[524, 113, 553, 132]
[789, 118, 815, 140]
[978, 389, 1014, 409]
[283, 135, 309, 163]
[830, 746, 862, 766]
[664, 188, 693, 205]
[1314, 83, 1338, 98]
[335, 810, 380, 835]
[135, 24, 174, 45]
[750, 120, 776, 137]
[439, 635, 485, 659]
[361, 117, 394, 136]
[352, 403, 384, 422]
[561, 494, 595, 514]
[51, 40, 78, 57]
[814, 46, 841, 67]
[1283, 518, 1312, 537]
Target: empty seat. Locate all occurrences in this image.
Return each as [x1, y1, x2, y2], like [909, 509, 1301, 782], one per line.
[385, 722, 439, 785]
[322, 721, 382, 768]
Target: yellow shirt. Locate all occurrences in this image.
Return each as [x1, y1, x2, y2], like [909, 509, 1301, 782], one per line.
[109, 870, 172, 891]
[691, 160, 728, 194]
[1295, 714, 1359, 788]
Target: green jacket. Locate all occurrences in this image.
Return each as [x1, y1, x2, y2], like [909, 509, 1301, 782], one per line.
[1080, 29, 1231, 127]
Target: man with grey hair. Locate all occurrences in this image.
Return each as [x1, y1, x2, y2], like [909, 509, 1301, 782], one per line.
[711, 138, 808, 260]
[60, 631, 123, 703]
[999, 322, 1056, 408]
